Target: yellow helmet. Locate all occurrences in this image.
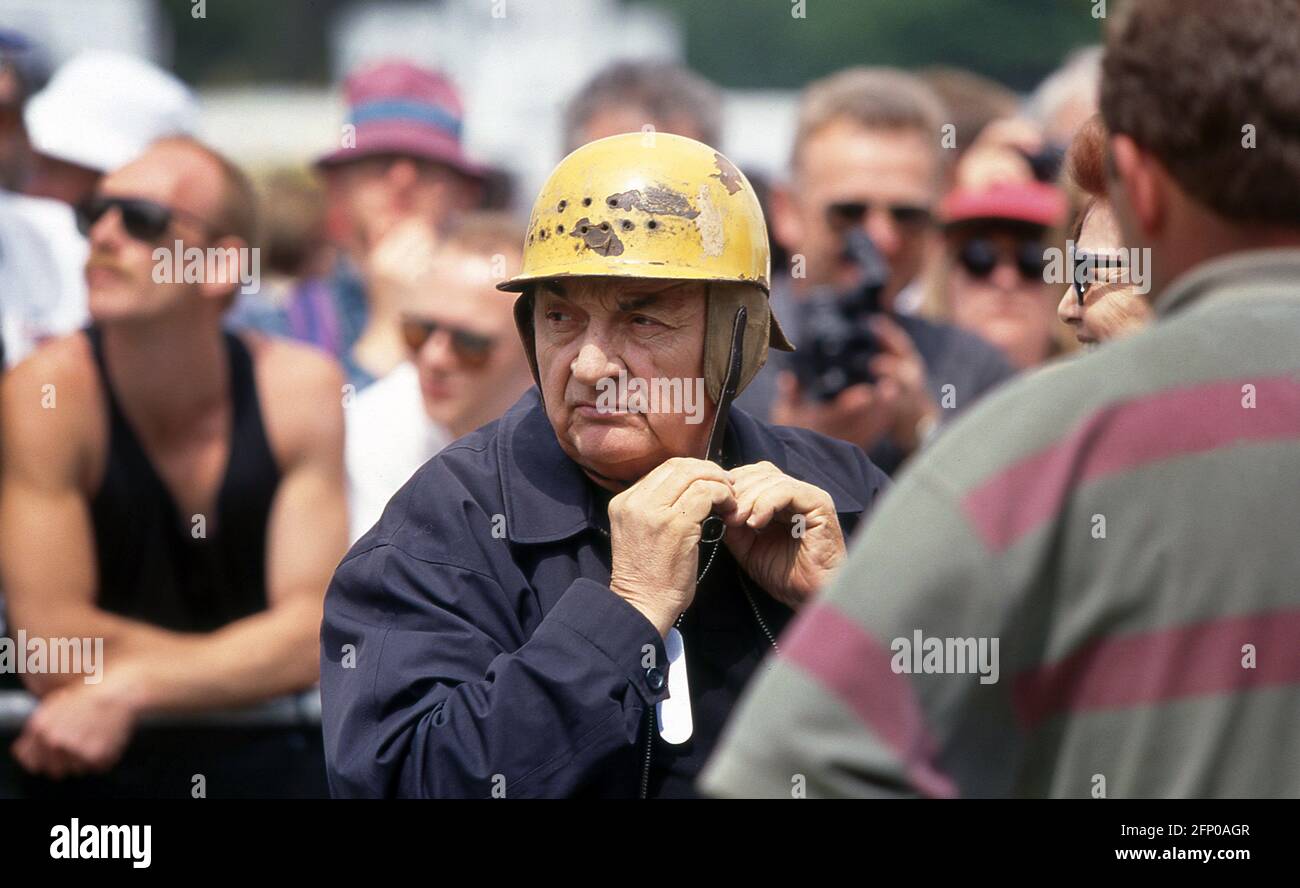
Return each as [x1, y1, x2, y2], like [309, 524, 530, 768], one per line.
[498, 132, 793, 400]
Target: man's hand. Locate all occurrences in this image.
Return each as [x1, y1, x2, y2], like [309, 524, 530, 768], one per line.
[608, 457, 737, 636]
[868, 315, 940, 455]
[953, 116, 1043, 190]
[723, 461, 846, 610]
[771, 372, 897, 452]
[11, 671, 142, 779]
[362, 217, 442, 303]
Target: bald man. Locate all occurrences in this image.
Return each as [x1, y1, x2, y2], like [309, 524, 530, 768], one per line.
[0, 138, 348, 796]
[345, 213, 533, 541]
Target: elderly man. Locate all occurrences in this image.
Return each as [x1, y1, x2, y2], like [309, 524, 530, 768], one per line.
[321, 133, 889, 798]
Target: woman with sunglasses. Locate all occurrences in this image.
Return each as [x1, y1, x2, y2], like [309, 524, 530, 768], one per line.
[925, 181, 1072, 371]
[1056, 114, 1153, 346]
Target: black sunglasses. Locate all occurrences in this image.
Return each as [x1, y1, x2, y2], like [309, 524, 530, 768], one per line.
[957, 237, 1047, 282]
[1073, 251, 1130, 305]
[827, 200, 934, 231]
[75, 196, 214, 242]
[400, 316, 496, 368]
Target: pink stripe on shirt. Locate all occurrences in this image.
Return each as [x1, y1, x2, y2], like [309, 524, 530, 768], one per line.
[962, 375, 1300, 553]
[781, 602, 959, 798]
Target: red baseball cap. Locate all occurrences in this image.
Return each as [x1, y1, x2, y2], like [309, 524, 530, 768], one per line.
[940, 181, 1067, 229]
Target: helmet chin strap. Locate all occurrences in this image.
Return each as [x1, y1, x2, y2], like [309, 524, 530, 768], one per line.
[699, 304, 747, 544]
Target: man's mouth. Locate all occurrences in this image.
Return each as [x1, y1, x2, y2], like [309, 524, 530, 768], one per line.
[574, 402, 626, 417]
[86, 263, 128, 285]
[570, 399, 634, 420]
[422, 377, 454, 400]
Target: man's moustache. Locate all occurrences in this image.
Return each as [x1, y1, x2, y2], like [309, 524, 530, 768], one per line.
[85, 257, 131, 278]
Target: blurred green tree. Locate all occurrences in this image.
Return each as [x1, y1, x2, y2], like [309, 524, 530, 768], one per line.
[645, 0, 1103, 91]
[158, 0, 1103, 92]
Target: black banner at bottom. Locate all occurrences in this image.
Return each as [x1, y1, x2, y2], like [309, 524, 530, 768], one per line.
[0, 799, 1283, 873]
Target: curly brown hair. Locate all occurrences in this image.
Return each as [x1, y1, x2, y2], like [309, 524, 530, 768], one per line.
[1065, 113, 1109, 242]
[1100, 0, 1300, 225]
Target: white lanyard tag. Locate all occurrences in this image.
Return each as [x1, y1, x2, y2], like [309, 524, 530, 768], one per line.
[656, 627, 693, 744]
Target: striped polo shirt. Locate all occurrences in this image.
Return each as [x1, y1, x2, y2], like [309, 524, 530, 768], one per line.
[702, 248, 1300, 798]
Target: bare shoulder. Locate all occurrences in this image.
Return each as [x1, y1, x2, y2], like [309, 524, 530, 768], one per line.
[1, 331, 102, 481]
[237, 330, 345, 468]
[4, 330, 97, 399]
[241, 330, 345, 397]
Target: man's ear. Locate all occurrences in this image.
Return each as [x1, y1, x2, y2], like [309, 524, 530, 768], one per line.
[199, 235, 249, 309]
[768, 180, 804, 261]
[1108, 133, 1164, 241]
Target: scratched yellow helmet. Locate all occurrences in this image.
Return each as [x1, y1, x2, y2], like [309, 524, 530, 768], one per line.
[498, 132, 793, 400]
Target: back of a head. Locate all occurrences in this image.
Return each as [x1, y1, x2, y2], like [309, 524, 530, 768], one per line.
[440, 210, 524, 268]
[563, 60, 722, 153]
[1101, 0, 1300, 228]
[1028, 45, 1102, 143]
[790, 66, 947, 176]
[436, 211, 526, 301]
[921, 66, 1019, 155]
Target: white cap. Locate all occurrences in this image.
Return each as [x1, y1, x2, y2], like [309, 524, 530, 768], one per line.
[23, 50, 199, 173]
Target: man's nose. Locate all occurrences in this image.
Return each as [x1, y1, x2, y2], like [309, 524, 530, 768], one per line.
[386, 157, 421, 189]
[88, 206, 128, 252]
[990, 260, 1022, 293]
[1057, 287, 1082, 323]
[862, 207, 901, 257]
[420, 329, 457, 372]
[570, 339, 620, 386]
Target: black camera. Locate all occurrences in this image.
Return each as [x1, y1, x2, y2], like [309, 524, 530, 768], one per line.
[789, 228, 891, 402]
[1018, 142, 1066, 184]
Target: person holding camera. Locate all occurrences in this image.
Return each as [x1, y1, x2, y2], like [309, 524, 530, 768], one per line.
[319, 133, 889, 798]
[737, 67, 1016, 475]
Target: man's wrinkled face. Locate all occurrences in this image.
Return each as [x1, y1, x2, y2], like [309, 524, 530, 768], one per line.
[402, 247, 533, 439]
[782, 120, 940, 305]
[534, 277, 714, 488]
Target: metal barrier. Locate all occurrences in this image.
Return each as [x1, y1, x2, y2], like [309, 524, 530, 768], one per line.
[0, 688, 322, 732]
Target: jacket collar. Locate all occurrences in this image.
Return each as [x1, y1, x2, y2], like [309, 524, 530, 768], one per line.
[496, 388, 866, 545]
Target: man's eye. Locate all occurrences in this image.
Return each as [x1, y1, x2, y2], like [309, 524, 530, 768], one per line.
[631, 315, 661, 327]
[546, 310, 571, 322]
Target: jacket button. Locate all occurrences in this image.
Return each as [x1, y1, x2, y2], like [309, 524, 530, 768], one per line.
[645, 666, 666, 692]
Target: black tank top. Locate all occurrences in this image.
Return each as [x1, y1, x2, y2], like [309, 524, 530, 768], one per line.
[86, 326, 280, 632]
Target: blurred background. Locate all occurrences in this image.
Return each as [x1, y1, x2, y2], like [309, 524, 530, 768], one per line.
[0, 0, 1101, 206]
